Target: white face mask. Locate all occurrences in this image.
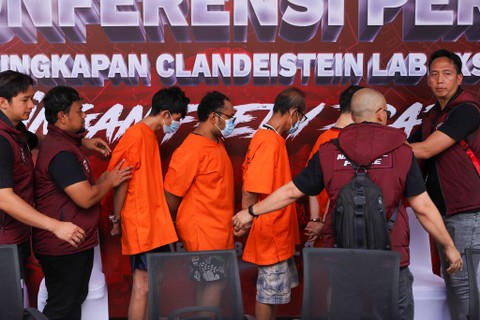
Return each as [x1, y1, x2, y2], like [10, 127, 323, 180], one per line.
[163, 112, 181, 134]
[287, 111, 300, 134]
[215, 114, 236, 137]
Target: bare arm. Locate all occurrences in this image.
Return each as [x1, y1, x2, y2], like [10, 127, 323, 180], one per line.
[233, 181, 305, 229]
[63, 160, 132, 209]
[305, 196, 326, 242]
[235, 189, 258, 237]
[110, 181, 128, 237]
[0, 188, 86, 247]
[241, 188, 258, 210]
[164, 190, 183, 222]
[409, 130, 455, 159]
[408, 191, 462, 273]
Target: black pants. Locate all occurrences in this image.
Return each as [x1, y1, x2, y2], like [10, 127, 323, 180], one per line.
[37, 248, 94, 320]
[16, 241, 31, 279]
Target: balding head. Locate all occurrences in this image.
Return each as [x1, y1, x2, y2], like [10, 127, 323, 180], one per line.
[350, 88, 388, 125]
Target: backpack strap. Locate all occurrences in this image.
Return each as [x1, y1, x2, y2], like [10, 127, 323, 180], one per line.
[333, 139, 402, 233]
[331, 139, 361, 170]
[387, 201, 401, 232]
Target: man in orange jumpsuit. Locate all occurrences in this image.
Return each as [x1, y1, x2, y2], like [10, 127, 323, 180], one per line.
[305, 85, 363, 247]
[108, 86, 189, 320]
[238, 87, 306, 320]
[164, 91, 236, 311]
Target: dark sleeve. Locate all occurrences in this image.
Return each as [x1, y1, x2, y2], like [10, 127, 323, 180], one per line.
[404, 154, 426, 198]
[0, 136, 14, 188]
[26, 131, 38, 150]
[438, 104, 480, 142]
[292, 151, 325, 196]
[49, 152, 87, 189]
[407, 126, 423, 143]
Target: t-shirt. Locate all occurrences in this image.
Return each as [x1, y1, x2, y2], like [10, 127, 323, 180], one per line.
[164, 133, 235, 252]
[49, 151, 86, 189]
[294, 153, 426, 198]
[242, 128, 300, 265]
[307, 128, 341, 218]
[408, 103, 480, 214]
[0, 137, 14, 188]
[108, 122, 178, 255]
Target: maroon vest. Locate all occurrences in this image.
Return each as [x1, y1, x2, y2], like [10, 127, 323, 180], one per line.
[319, 124, 413, 267]
[421, 89, 480, 215]
[33, 125, 99, 256]
[0, 118, 33, 245]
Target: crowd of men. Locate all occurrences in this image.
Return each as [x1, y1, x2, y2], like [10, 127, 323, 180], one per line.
[0, 49, 478, 320]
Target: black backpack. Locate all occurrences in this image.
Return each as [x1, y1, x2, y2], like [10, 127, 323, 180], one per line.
[332, 139, 399, 251]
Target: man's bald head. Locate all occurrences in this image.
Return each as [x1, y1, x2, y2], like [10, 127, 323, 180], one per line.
[350, 88, 388, 125]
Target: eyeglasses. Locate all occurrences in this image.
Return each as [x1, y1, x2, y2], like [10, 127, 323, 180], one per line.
[297, 110, 308, 123]
[215, 112, 236, 123]
[376, 108, 391, 119]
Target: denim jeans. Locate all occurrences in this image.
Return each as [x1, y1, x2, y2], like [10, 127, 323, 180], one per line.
[437, 211, 480, 320]
[399, 267, 414, 320]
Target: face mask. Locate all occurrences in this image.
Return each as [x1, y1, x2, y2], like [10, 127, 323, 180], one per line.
[163, 120, 180, 134]
[287, 112, 300, 134]
[163, 112, 181, 134]
[216, 117, 236, 137]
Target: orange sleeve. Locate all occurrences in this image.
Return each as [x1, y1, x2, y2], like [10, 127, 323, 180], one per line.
[164, 142, 199, 197]
[108, 131, 141, 171]
[243, 139, 277, 195]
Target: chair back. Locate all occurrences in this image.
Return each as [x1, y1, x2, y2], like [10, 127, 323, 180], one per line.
[0, 244, 24, 320]
[302, 248, 400, 320]
[147, 249, 243, 320]
[466, 248, 480, 320]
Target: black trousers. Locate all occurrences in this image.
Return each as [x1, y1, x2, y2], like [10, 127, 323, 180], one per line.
[37, 248, 94, 320]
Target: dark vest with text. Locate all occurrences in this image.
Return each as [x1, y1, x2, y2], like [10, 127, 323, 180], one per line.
[33, 125, 99, 256]
[319, 124, 413, 267]
[421, 89, 480, 215]
[0, 118, 33, 245]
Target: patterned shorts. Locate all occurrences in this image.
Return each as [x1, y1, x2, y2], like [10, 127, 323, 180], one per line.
[256, 257, 299, 304]
[189, 255, 227, 282]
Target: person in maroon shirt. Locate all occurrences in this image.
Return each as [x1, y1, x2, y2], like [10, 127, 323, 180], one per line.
[409, 49, 480, 320]
[33, 86, 132, 320]
[0, 71, 87, 278]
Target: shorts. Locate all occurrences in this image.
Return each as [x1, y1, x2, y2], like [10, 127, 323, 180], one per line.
[130, 244, 171, 272]
[189, 255, 227, 282]
[256, 257, 299, 305]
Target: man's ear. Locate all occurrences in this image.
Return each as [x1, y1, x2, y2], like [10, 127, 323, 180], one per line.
[160, 109, 169, 117]
[57, 111, 66, 123]
[0, 97, 8, 109]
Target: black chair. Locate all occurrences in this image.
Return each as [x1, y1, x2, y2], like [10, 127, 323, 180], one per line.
[0, 244, 48, 320]
[147, 249, 244, 320]
[302, 248, 401, 320]
[465, 248, 480, 320]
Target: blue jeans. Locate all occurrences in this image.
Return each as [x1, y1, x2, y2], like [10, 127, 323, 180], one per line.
[437, 211, 480, 320]
[399, 267, 414, 320]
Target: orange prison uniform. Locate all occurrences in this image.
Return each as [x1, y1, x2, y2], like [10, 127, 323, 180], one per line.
[108, 122, 178, 255]
[307, 127, 340, 247]
[242, 128, 300, 265]
[164, 133, 235, 251]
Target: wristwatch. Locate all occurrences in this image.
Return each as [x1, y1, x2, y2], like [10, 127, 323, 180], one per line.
[108, 215, 121, 224]
[309, 218, 324, 223]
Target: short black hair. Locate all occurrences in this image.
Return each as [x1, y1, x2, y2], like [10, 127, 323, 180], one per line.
[339, 85, 363, 113]
[43, 86, 81, 125]
[0, 70, 34, 102]
[197, 91, 230, 122]
[428, 49, 462, 75]
[272, 87, 306, 115]
[150, 86, 190, 118]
